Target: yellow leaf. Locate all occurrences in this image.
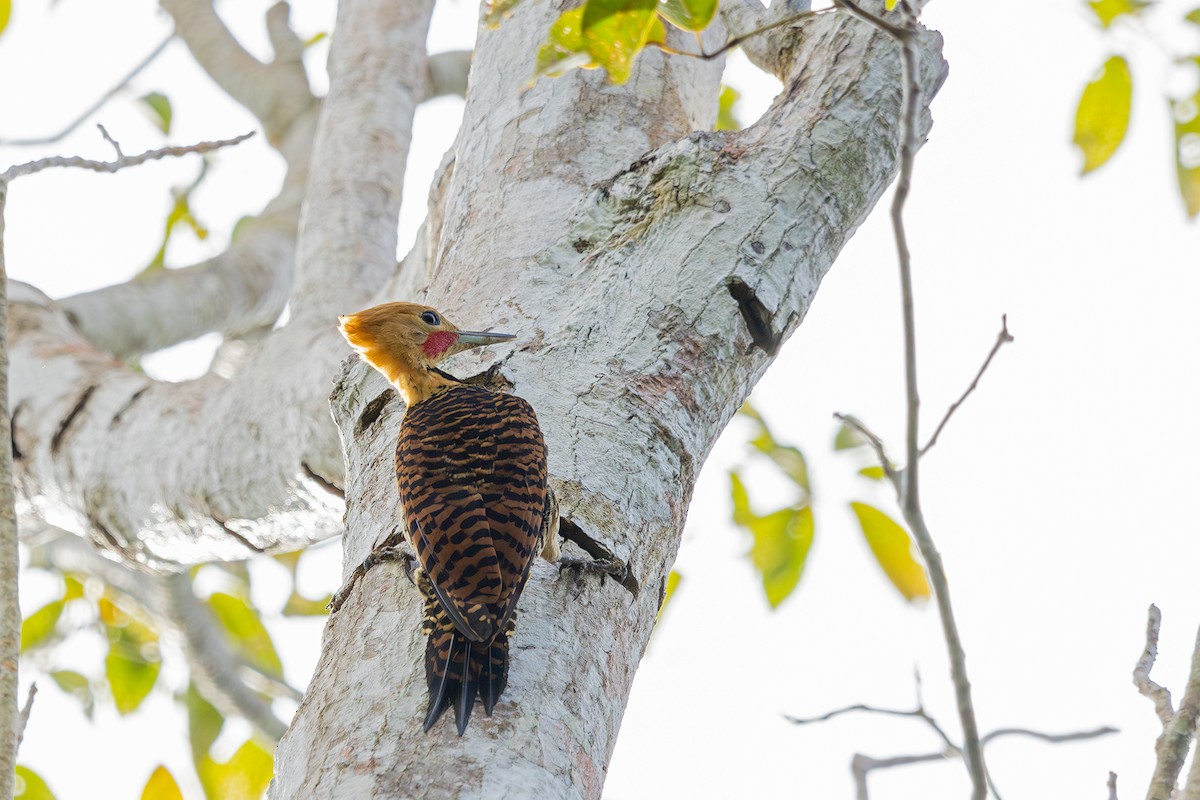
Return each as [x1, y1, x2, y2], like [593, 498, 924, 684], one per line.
[849, 502, 930, 602]
[198, 739, 273, 800]
[655, 570, 682, 624]
[140, 767, 183, 800]
[1087, 0, 1152, 28]
[1073, 55, 1132, 174]
[0, 0, 10, 38]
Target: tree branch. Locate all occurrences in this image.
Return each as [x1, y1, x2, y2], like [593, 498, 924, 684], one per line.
[25, 529, 291, 740]
[1138, 605, 1200, 800]
[159, 0, 314, 142]
[0, 132, 254, 183]
[0, 175, 19, 800]
[921, 315, 1013, 457]
[0, 33, 175, 147]
[1135, 604, 1175, 725]
[14, 683, 36, 755]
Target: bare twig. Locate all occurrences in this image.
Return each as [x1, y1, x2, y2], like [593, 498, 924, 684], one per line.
[0, 33, 174, 147]
[1134, 604, 1174, 725]
[0, 131, 254, 184]
[980, 726, 1118, 746]
[920, 315, 1014, 457]
[852, 752, 947, 800]
[830, 1, 987, 795]
[792, 697, 1117, 799]
[1109, 771, 1118, 800]
[14, 683, 36, 754]
[649, 7, 836, 61]
[832, 413, 899, 485]
[96, 125, 125, 161]
[787, 702, 956, 752]
[0, 179, 18, 800]
[1138, 606, 1200, 800]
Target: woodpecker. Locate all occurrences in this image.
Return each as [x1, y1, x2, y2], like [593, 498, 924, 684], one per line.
[338, 302, 559, 735]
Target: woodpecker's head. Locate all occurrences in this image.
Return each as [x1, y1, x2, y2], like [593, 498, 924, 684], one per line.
[338, 302, 514, 388]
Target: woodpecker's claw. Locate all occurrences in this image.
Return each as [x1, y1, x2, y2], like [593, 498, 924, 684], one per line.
[328, 544, 419, 613]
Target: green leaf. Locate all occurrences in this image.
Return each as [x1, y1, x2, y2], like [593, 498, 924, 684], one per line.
[141, 766, 184, 800]
[657, 0, 716, 31]
[581, 0, 659, 84]
[186, 684, 225, 765]
[302, 31, 327, 48]
[14, 766, 55, 800]
[1073, 55, 1132, 174]
[833, 422, 866, 451]
[1187, 7, 1200, 24]
[858, 465, 887, 481]
[655, 570, 682, 624]
[1087, 0, 1152, 27]
[0, 0, 10, 39]
[50, 670, 95, 719]
[716, 85, 742, 132]
[535, 8, 596, 79]
[20, 600, 63, 652]
[138, 92, 173, 135]
[102, 596, 162, 715]
[733, 472, 814, 608]
[484, 0, 523, 27]
[849, 502, 931, 602]
[207, 592, 283, 678]
[197, 739, 274, 800]
[1172, 90, 1200, 217]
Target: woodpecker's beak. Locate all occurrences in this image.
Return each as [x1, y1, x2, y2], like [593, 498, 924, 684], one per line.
[454, 330, 516, 348]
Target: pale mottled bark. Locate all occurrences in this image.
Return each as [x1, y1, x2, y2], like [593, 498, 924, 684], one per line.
[273, 3, 945, 798]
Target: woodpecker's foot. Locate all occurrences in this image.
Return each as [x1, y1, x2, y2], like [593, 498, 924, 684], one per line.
[328, 544, 419, 613]
[557, 516, 639, 599]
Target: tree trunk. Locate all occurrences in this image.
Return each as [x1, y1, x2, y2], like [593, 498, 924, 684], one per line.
[273, 3, 945, 798]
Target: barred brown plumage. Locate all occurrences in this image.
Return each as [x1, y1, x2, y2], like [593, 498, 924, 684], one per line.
[338, 301, 557, 735]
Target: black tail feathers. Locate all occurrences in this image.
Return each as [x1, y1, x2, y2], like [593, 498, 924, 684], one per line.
[423, 626, 510, 736]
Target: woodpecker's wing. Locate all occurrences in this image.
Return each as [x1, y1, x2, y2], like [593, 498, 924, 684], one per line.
[396, 385, 548, 643]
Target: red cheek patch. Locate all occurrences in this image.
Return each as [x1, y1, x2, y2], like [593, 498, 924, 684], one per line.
[422, 331, 459, 359]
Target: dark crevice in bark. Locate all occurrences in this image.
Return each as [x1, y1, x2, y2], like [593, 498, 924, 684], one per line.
[302, 462, 345, 499]
[87, 513, 128, 558]
[110, 386, 150, 428]
[355, 391, 391, 435]
[211, 513, 266, 553]
[51, 383, 98, 454]
[11, 402, 24, 461]
[726, 278, 780, 355]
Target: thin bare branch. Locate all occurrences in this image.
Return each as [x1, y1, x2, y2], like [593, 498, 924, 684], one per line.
[0, 132, 254, 183]
[14, 683, 36, 754]
[980, 726, 1118, 746]
[921, 315, 1014, 457]
[0, 33, 174, 147]
[787, 702, 956, 753]
[1109, 771, 1118, 800]
[1135, 604, 1175, 725]
[852, 752, 948, 800]
[832, 413, 899, 486]
[95, 124, 125, 161]
[650, 7, 836, 62]
[833, 1, 987, 796]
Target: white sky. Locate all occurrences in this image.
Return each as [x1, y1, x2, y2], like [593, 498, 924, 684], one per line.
[4, 0, 1200, 798]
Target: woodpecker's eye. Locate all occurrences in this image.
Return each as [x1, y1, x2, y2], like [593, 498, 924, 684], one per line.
[420, 311, 440, 326]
